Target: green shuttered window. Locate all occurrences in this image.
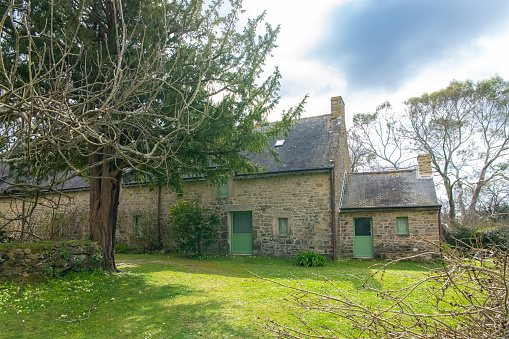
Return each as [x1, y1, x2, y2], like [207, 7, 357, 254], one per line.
[396, 217, 409, 235]
[217, 182, 228, 198]
[278, 218, 288, 236]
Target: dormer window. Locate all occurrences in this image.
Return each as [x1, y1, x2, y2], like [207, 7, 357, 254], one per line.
[274, 139, 285, 147]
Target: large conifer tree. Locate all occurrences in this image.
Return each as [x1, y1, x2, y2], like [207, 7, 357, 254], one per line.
[0, 0, 303, 270]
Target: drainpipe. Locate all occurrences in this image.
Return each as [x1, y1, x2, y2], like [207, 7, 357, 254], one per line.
[157, 185, 162, 248]
[21, 200, 26, 242]
[438, 207, 443, 258]
[438, 207, 443, 240]
[330, 170, 337, 260]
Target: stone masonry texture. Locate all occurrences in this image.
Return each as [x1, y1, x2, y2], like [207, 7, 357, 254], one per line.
[338, 209, 440, 260]
[0, 172, 335, 259]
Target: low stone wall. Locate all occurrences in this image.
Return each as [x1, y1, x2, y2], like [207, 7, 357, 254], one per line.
[0, 241, 102, 283]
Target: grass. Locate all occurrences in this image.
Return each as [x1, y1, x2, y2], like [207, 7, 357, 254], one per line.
[0, 254, 437, 338]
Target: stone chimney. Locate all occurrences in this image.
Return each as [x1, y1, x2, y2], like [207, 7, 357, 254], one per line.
[331, 96, 345, 120]
[329, 95, 350, 172]
[417, 154, 432, 178]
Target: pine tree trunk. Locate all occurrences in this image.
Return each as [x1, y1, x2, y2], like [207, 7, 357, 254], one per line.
[89, 142, 122, 272]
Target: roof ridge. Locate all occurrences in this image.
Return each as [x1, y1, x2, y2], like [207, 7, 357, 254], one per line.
[297, 114, 331, 121]
[348, 168, 416, 175]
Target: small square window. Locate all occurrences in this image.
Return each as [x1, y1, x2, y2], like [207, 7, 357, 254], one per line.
[396, 217, 409, 235]
[217, 182, 228, 198]
[278, 218, 288, 236]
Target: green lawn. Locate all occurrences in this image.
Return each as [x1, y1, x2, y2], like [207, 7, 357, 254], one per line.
[0, 254, 436, 338]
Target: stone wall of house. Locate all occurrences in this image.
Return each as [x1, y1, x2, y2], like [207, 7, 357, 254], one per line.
[0, 193, 90, 242]
[0, 241, 102, 283]
[118, 171, 334, 257]
[338, 209, 440, 260]
[1, 172, 334, 258]
[175, 172, 334, 258]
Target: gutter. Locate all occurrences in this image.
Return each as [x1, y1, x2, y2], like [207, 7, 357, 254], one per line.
[233, 167, 334, 180]
[438, 206, 443, 240]
[339, 205, 442, 212]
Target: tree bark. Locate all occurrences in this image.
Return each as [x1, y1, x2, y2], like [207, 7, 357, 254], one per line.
[463, 166, 488, 225]
[444, 183, 456, 224]
[89, 142, 122, 272]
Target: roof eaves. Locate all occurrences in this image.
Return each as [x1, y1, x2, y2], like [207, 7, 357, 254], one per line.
[339, 205, 442, 212]
[234, 167, 333, 180]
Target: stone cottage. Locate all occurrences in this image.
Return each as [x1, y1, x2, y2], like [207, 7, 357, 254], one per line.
[338, 154, 442, 260]
[0, 97, 441, 259]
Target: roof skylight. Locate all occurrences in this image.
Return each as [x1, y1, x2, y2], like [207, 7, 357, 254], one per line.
[274, 139, 285, 147]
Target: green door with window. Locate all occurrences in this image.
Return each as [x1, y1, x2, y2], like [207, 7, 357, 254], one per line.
[231, 212, 252, 254]
[354, 218, 373, 258]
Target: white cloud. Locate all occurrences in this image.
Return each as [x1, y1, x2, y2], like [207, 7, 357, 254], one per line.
[239, 0, 509, 124]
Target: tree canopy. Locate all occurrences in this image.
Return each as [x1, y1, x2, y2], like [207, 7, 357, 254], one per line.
[349, 76, 509, 225]
[0, 0, 304, 269]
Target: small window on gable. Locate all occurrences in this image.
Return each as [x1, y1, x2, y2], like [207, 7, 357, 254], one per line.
[274, 139, 285, 147]
[217, 182, 228, 198]
[133, 215, 143, 237]
[396, 217, 409, 235]
[278, 218, 289, 236]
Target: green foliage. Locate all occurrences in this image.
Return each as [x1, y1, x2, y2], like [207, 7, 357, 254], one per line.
[1, 0, 305, 190]
[169, 201, 220, 256]
[89, 254, 100, 263]
[73, 259, 83, 269]
[294, 251, 326, 267]
[59, 248, 70, 262]
[443, 224, 509, 251]
[115, 243, 130, 253]
[122, 211, 162, 253]
[42, 265, 52, 275]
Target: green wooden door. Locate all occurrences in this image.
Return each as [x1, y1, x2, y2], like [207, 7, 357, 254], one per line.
[231, 212, 252, 255]
[354, 218, 373, 258]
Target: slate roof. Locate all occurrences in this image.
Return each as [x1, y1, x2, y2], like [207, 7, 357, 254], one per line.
[243, 114, 335, 174]
[340, 169, 440, 210]
[0, 115, 336, 193]
[0, 165, 90, 192]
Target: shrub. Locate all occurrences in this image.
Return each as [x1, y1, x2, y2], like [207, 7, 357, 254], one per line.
[294, 251, 326, 267]
[123, 211, 161, 253]
[444, 223, 509, 251]
[115, 243, 130, 253]
[168, 200, 219, 256]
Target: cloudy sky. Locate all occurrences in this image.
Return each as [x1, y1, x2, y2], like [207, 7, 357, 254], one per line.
[239, 0, 509, 125]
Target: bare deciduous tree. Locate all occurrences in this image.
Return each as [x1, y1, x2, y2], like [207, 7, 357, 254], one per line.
[350, 77, 509, 225]
[350, 101, 410, 171]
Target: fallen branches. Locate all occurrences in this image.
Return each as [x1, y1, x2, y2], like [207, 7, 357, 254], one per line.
[37, 298, 115, 323]
[253, 247, 509, 338]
